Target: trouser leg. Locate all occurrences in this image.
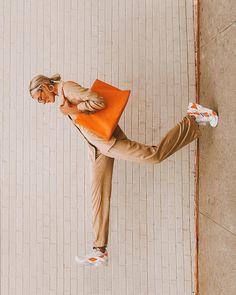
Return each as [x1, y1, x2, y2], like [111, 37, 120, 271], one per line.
[103, 115, 201, 163]
[90, 149, 114, 247]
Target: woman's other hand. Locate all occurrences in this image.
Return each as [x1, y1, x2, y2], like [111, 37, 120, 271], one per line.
[60, 98, 80, 115]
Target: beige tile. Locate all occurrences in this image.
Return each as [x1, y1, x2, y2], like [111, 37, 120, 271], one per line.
[199, 213, 236, 295]
[0, 0, 197, 294]
[200, 0, 236, 45]
[199, 24, 236, 234]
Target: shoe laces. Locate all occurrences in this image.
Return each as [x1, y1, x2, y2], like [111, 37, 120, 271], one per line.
[188, 110, 212, 119]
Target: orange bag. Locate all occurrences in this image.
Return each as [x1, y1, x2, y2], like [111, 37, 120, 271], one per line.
[73, 79, 131, 140]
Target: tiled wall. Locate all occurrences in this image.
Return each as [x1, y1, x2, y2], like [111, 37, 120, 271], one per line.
[0, 0, 197, 294]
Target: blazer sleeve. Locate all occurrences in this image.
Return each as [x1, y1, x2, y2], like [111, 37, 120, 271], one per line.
[63, 80, 106, 113]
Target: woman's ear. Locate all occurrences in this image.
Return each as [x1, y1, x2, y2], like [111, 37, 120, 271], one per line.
[41, 83, 52, 93]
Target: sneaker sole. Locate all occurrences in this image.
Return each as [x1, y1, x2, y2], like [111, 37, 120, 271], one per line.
[75, 256, 108, 267]
[209, 115, 218, 127]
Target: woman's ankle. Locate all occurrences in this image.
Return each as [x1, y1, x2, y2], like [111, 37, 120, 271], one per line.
[93, 246, 106, 253]
[187, 113, 196, 121]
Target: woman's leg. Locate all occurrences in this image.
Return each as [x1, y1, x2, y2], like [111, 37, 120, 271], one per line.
[103, 115, 201, 164]
[90, 148, 115, 248]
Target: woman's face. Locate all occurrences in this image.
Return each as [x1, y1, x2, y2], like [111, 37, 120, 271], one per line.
[32, 84, 56, 104]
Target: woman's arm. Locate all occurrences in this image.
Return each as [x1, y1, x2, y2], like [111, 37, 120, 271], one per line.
[63, 80, 106, 113]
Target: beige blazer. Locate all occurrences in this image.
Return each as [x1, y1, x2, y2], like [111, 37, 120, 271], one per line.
[58, 80, 127, 159]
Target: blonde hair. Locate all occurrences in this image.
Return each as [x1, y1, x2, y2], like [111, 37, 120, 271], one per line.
[29, 73, 61, 97]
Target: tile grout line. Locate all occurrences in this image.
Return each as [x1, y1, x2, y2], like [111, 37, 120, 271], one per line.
[199, 211, 236, 237]
[200, 20, 236, 48]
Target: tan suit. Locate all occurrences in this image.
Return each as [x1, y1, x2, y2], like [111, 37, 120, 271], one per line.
[58, 80, 201, 247]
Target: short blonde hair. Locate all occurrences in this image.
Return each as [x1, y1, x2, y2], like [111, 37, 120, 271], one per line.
[29, 73, 61, 97]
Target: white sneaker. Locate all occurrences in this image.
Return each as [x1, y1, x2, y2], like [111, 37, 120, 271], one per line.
[75, 248, 108, 267]
[187, 102, 219, 127]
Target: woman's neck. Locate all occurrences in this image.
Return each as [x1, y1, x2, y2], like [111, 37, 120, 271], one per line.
[55, 80, 64, 96]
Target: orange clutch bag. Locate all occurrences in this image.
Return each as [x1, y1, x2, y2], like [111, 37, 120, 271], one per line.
[73, 79, 131, 140]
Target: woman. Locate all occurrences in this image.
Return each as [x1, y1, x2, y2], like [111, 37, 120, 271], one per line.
[29, 74, 218, 267]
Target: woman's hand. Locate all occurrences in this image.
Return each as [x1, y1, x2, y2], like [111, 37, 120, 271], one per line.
[60, 98, 80, 115]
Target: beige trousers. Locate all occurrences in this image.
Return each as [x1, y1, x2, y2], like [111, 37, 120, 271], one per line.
[90, 115, 201, 247]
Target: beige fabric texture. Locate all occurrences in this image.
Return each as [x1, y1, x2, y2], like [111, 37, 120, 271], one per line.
[83, 115, 201, 247]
